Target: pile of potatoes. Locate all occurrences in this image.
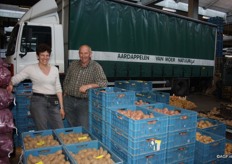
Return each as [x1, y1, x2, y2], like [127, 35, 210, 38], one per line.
[59, 132, 92, 144]
[197, 120, 214, 129]
[23, 135, 59, 150]
[70, 147, 114, 164]
[27, 150, 70, 164]
[117, 109, 154, 120]
[135, 99, 149, 106]
[225, 142, 232, 155]
[196, 132, 214, 144]
[169, 95, 197, 110]
[153, 107, 181, 115]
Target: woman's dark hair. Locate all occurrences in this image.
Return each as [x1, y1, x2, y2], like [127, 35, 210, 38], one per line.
[36, 44, 51, 55]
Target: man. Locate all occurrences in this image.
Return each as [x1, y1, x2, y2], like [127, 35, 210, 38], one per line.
[63, 44, 108, 129]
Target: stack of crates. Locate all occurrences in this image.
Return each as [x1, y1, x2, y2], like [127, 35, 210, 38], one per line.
[195, 129, 225, 164]
[115, 80, 153, 92]
[103, 105, 168, 163]
[142, 103, 197, 163]
[197, 117, 226, 137]
[13, 82, 70, 146]
[88, 87, 136, 142]
[221, 139, 232, 164]
[22, 127, 123, 164]
[22, 129, 70, 164]
[13, 82, 35, 146]
[139, 90, 170, 104]
[115, 80, 170, 104]
[196, 117, 226, 163]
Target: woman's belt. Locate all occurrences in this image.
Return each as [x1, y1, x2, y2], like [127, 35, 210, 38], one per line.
[33, 92, 57, 98]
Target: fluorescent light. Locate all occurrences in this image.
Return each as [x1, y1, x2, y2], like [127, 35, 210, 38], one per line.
[162, 7, 176, 12]
[225, 55, 232, 58]
[202, 16, 210, 19]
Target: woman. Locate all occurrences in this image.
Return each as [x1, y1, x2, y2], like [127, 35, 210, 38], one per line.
[7, 44, 65, 130]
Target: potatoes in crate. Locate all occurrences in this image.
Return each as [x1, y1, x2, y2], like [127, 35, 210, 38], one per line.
[23, 135, 59, 150]
[59, 132, 91, 144]
[196, 132, 214, 143]
[135, 99, 149, 105]
[70, 147, 114, 164]
[27, 150, 70, 164]
[225, 142, 232, 155]
[153, 107, 180, 115]
[197, 120, 214, 129]
[117, 109, 154, 120]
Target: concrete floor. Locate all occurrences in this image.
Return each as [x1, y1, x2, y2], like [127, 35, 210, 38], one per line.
[187, 92, 230, 112]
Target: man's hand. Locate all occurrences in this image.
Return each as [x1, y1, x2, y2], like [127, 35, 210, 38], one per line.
[79, 84, 91, 93]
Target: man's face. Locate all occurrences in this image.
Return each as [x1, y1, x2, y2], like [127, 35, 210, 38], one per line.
[79, 46, 91, 66]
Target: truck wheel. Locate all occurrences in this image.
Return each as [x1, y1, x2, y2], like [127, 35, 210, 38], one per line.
[172, 79, 189, 96]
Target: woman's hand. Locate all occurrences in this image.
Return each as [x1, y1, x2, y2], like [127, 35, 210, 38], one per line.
[60, 108, 65, 119]
[6, 84, 13, 93]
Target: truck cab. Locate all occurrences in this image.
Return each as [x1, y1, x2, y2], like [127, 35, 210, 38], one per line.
[5, 0, 64, 75]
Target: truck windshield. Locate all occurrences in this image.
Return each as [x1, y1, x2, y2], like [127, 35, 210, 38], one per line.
[6, 24, 19, 56]
[21, 25, 52, 53]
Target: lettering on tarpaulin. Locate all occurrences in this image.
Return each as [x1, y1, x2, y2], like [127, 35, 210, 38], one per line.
[155, 56, 164, 61]
[118, 53, 149, 60]
[178, 58, 195, 64]
[165, 57, 175, 62]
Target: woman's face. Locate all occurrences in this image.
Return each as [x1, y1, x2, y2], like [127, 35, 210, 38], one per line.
[38, 51, 50, 65]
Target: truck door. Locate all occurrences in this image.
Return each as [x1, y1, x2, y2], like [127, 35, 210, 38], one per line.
[17, 24, 52, 72]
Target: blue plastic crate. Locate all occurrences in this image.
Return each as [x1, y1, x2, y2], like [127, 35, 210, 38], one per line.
[54, 126, 97, 145]
[110, 106, 168, 138]
[108, 124, 167, 155]
[16, 107, 31, 117]
[220, 139, 232, 164]
[105, 105, 135, 124]
[171, 157, 194, 164]
[142, 103, 198, 132]
[91, 125, 104, 142]
[115, 80, 153, 92]
[15, 82, 32, 90]
[167, 128, 196, 149]
[135, 96, 156, 106]
[151, 91, 170, 104]
[89, 113, 105, 134]
[166, 143, 195, 163]
[17, 125, 36, 136]
[197, 117, 226, 137]
[15, 97, 31, 109]
[194, 158, 219, 164]
[63, 140, 123, 164]
[110, 140, 166, 164]
[89, 87, 136, 107]
[14, 88, 32, 96]
[63, 118, 71, 128]
[23, 146, 72, 164]
[21, 129, 60, 150]
[89, 99, 105, 118]
[15, 116, 35, 127]
[195, 129, 226, 163]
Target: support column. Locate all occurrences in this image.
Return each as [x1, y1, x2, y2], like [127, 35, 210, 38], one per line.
[188, 0, 199, 19]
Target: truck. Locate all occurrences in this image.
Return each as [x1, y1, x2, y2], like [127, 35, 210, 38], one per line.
[5, 0, 217, 96]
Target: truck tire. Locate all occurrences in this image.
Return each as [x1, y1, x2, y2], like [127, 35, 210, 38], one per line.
[172, 79, 189, 96]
